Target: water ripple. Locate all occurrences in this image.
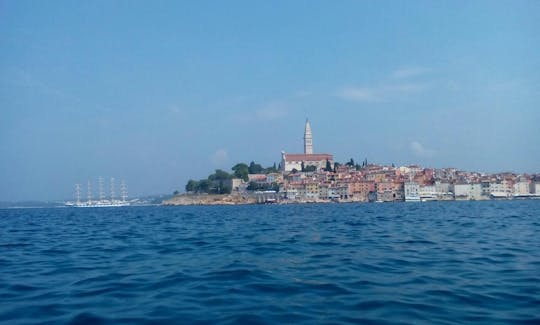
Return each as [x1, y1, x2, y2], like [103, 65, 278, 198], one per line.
[1, 201, 539, 324]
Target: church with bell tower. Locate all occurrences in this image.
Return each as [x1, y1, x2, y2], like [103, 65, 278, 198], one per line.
[280, 119, 334, 172]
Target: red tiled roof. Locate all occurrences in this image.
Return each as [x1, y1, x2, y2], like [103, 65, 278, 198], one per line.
[283, 153, 333, 161]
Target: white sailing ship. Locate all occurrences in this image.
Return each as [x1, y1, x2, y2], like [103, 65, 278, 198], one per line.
[65, 177, 130, 207]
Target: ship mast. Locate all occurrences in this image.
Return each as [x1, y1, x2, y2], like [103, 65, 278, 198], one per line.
[110, 177, 115, 202]
[98, 176, 104, 202]
[87, 180, 92, 204]
[121, 180, 128, 202]
[75, 183, 81, 205]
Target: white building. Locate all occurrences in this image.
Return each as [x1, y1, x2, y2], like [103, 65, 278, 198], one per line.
[489, 182, 512, 198]
[513, 181, 531, 195]
[454, 183, 483, 200]
[404, 182, 420, 202]
[281, 153, 334, 172]
[534, 183, 540, 195]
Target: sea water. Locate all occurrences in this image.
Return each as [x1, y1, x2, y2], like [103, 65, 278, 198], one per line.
[1, 201, 539, 324]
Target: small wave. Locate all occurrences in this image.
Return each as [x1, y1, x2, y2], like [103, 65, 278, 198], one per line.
[68, 312, 110, 325]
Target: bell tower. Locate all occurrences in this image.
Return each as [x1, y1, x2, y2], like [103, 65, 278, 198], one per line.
[304, 119, 313, 155]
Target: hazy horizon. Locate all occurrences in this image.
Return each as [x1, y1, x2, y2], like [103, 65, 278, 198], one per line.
[1, 1, 539, 201]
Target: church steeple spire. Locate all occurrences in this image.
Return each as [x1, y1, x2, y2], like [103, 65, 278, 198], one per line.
[304, 119, 313, 155]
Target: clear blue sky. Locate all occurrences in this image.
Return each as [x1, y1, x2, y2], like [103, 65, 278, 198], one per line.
[1, 1, 539, 201]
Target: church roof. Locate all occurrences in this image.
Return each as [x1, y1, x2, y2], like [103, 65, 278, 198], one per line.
[283, 153, 333, 161]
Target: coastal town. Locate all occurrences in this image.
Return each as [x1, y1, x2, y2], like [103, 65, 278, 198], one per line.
[166, 120, 540, 205]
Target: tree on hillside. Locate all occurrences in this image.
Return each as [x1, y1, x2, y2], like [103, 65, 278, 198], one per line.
[263, 162, 278, 174]
[346, 158, 355, 167]
[246, 181, 258, 191]
[198, 179, 211, 193]
[247, 181, 279, 192]
[208, 169, 232, 181]
[232, 163, 249, 181]
[248, 161, 263, 174]
[185, 179, 199, 192]
[212, 180, 231, 194]
[333, 162, 341, 173]
[325, 159, 332, 172]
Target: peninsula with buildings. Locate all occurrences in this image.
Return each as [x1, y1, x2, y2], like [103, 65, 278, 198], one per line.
[163, 120, 540, 205]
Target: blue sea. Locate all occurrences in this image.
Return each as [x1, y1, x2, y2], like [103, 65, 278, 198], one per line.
[1, 201, 539, 324]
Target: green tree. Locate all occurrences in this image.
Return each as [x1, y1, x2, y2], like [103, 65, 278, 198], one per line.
[232, 163, 249, 181]
[270, 182, 279, 191]
[301, 161, 305, 172]
[305, 165, 317, 172]
[220, 182, 232, 194]
[246, 181, 259, 191]
[346, 158, 355, 167]
[198, 179, 211, 193]
[263, 162, 278, 174]
[334, 162, 341, 173]
[185, 179, 199, 192]
[173, 190, 180, 196]
[209, 169, 232, 181]
[325, 159, 332, 172]
[212, 180, 232, 194]
[248, 161, 263, 174]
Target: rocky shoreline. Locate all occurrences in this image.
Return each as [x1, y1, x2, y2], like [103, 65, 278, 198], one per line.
[161, 193, 365, 206]
[162, 194, 257, 206]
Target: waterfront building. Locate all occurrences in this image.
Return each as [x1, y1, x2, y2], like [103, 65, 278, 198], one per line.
[347, 180, 374, 202]
[404, 182, 420, 202]
[334, 185, 350, 200]
[304, 182, 320, 201]
[377, 181, 396, 202]
[434, 181, 454, 200]
[481, 181, 491, 198]
[513, 180, 531, 195]
[319, 184, 330, 200]
[533, 182, 540, 195]
[490, 181, 513, 198]
[454, 183, 483, 200]
[419, 184, 438, 201]
[284, 183, 304, 201]
[248, 174, 267, 183]
[393, 181, 405, 201]
[227, 178, 244, 193]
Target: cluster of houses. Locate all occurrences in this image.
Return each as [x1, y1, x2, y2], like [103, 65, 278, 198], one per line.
[225, 120, 539, 203]
[235, 165, 540, 203]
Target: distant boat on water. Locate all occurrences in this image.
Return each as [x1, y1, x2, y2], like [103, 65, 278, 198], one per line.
[65, 177, 131, 208]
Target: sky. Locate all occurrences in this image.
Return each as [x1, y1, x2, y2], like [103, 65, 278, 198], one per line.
[1, 0, 539, 201]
